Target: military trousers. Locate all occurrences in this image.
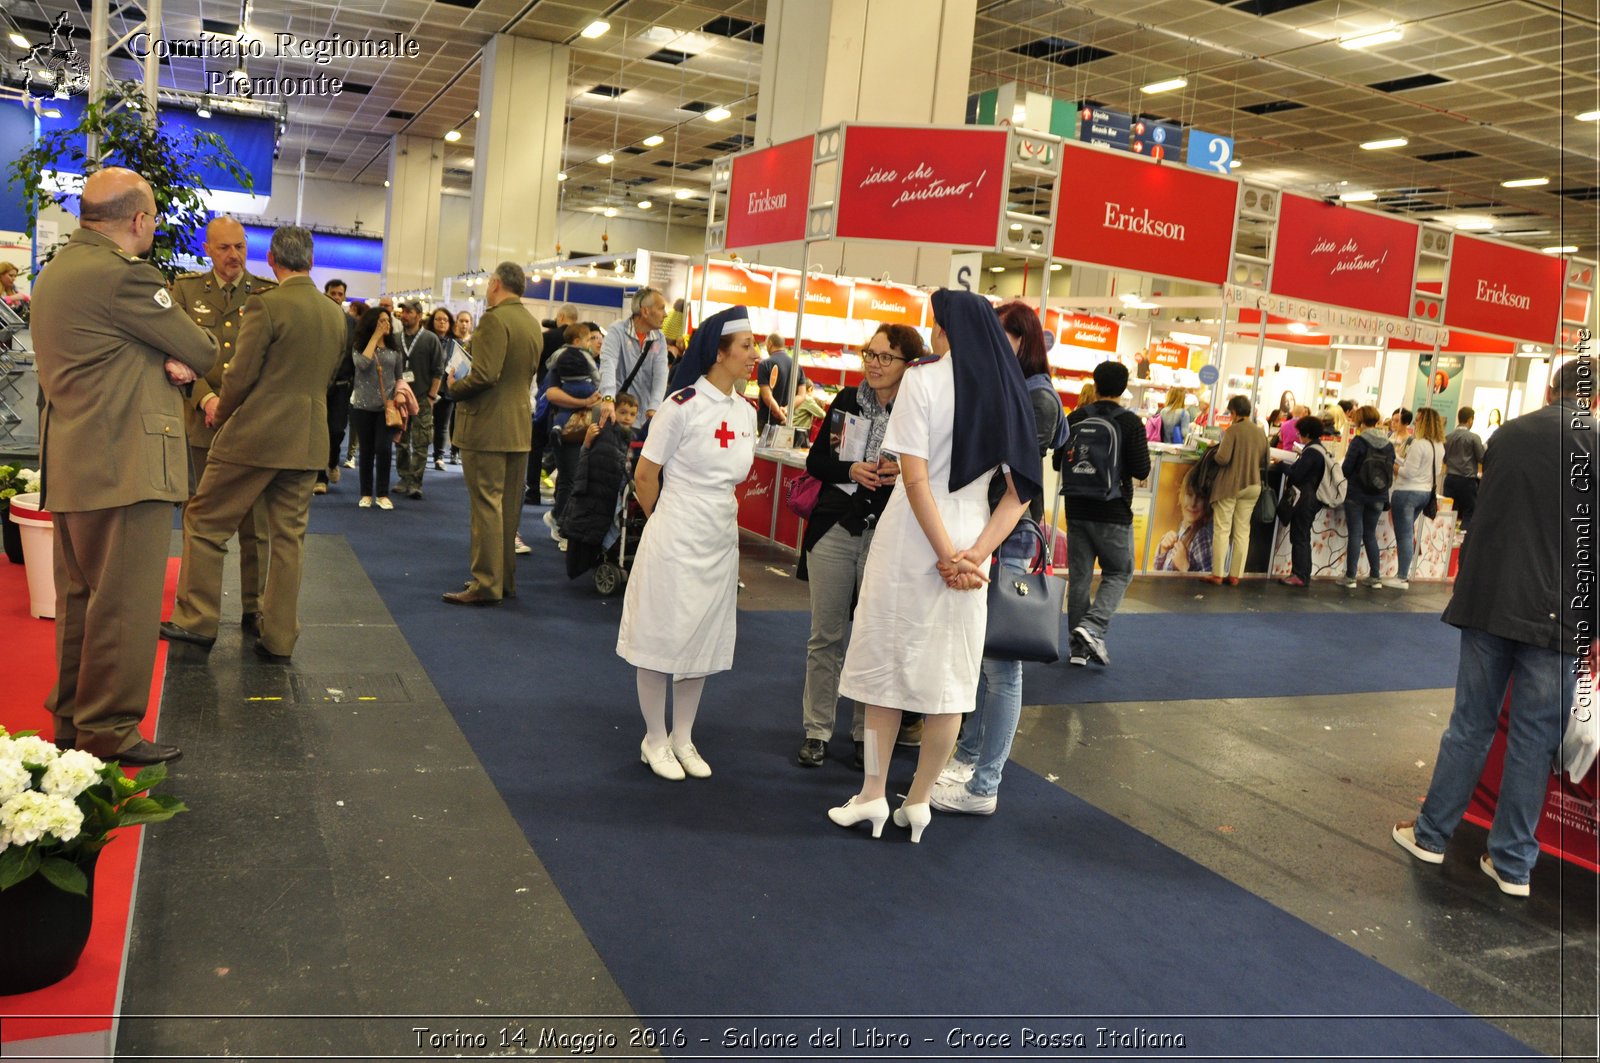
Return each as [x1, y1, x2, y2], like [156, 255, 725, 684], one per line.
[460, 448, 527, 601]
[395, 401, 435, 494]
[190, 444, 268, 612]
[171, 459, 318, 655]
[48, 501, 174, 757]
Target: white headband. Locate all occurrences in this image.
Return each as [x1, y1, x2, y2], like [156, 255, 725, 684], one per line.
[718, 315, 752, 337]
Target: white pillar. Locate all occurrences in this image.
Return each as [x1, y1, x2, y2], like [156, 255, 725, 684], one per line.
[752, 0, 977, 286]
[383, 134, 444, 294]
[469, 35, 568, 274]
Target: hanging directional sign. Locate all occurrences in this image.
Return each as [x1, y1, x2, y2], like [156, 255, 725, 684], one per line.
[1078, 106, 1131, 150]
[1185, 129, 1235, 175]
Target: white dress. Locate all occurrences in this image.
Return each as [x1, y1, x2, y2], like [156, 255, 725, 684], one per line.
[616, 377, 757, 679]
[837, 356, 994, 714]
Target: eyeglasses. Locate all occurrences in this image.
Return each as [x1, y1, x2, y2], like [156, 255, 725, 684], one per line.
[861, 351, 906, 366]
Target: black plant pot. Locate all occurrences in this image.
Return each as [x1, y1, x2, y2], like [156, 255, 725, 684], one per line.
[0, 853, 98, 995]
[2, 504, 22, 565]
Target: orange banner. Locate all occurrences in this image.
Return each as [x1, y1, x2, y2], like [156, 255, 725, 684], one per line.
[850, 282, 925, 326]
[1047, 310, 1120, 352]
[773, 271, 851, 318]
[694, 263, 773, 308]
[1149, 340, 1189, 367]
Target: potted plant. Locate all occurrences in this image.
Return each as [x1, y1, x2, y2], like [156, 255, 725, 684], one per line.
[0, 726, 187, 994]
[7, 81, 254, 281]
[0, 464, 41, 565]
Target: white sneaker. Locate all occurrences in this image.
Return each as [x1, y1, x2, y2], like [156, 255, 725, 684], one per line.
[1390, 578, 1410, 590]
[1368, 578, 1384, 589]
[937, 759, 975, 787]
[1480, 853, 1530, 897]
[640, 739, 685, 781]
[358, 496, 373, 508]
[671, 743, 712, 779]
[542, 510, 560, 540]
[929, 779, 997, 815]
[514, 534, 532, 555]
[1340, 577, 1358, 588]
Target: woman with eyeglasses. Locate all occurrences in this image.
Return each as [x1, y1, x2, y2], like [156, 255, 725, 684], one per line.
[828, 290, 1043, 844]
[795, 325, 923, 770]
[429, 307, 462, 468]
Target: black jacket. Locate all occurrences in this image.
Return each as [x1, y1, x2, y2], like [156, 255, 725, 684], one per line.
[1285, 443, 1326, 512]
[1443, 400, 1595, 656]
[798, 386, 896, 579]
[560, 423, 631, 550]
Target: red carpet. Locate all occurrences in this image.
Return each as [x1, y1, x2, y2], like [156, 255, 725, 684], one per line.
[0, 553, 179, 1043]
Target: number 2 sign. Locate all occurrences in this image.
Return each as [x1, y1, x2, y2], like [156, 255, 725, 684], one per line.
[1185, 129, 1234, 175]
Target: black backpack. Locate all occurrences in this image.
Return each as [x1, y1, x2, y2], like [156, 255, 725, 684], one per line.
[1189, 447, 1222, 500]
[1356, 442, 1394, 495]
[1059, 403, 1124, 501]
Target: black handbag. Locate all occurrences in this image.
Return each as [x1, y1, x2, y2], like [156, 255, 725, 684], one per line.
[1422, 440, 1440, 519]
[982, 518, 1066, 663]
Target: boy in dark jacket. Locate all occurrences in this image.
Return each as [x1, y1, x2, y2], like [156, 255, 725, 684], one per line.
[561, 394, 639, 578]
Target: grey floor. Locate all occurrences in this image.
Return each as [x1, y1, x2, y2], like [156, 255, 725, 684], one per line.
[110, 525, 1597, 1061]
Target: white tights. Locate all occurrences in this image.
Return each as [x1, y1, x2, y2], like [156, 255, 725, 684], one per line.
[636, 668, 706, 752]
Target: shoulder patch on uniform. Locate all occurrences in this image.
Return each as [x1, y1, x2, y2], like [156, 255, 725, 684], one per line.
[907, 355, 940, 368]
[154, 288, 173, 309]
[175, 270, 205, 280]
[671, 387, 696, 405]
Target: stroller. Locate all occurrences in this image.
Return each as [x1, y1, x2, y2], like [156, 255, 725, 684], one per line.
[563, 437, 647, 595]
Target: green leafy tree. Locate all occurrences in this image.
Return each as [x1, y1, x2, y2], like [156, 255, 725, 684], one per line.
[6, 82, 255, 281]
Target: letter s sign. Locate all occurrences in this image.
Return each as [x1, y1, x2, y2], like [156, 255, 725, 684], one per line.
[956, 264, 973, 291]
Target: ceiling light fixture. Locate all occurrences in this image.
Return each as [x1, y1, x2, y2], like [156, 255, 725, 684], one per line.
[637, 200, 652, 210]
[8, 32, 29, 48]
[642, 134, 665, 147]
[1141, 77, 1188, 94]
[1543, 245, 1579, 254]
[675, 189, 694, 200]
[473, 110, 480, 119]
[704, 106, 732, 122]
[1500, 176, 1548, 188]
[596, 152, 614, 165]
[41, 107, 61, 119]
[1339, 28, 1403, 49]
[580, 20, 610, 39]
[603, 207, 618, 218]
[1453, 217, 1495, 231]
[1048, 263, 1063, 271]
[1009, 222, 1023, 231]
[1338, 191, 1378, 202]
[1229, 159, 1242, 169]
[1360, 137, 1408, 150]
[1577, 110, 1600, 122]
[444, 129, 462, 142]
[1287, 322, 1312, 335]
[556, 171, 568, 182]
[195, 105, 211, 118]
[989, 265, 1006, 273]
[383, 180, 390, 188]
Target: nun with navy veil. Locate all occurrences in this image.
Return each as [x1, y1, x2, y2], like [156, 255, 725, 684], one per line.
[616, 306, 760, 782]
[828, 288, 1043, 843]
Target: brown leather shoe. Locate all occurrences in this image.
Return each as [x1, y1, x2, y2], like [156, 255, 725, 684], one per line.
[442, 589, 500, 606]
[1226, 576, 1240, 586]
[1200, 575, 1224, 586]
[111, 740, 183, 766]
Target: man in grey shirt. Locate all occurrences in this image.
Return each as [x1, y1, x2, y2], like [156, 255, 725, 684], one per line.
[1442, 405, 1487, 528]
[395, 299, 445, 499]
[598, 287, 668, 426]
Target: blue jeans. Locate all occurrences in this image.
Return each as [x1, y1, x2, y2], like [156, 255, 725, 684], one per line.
[1343, 501, 1384, 579]
[1067, 519, 1133, 637]
[1413, 628, 1576, 884]
[954, 561, 1026, 796]
[1389, 489, 1431, 579]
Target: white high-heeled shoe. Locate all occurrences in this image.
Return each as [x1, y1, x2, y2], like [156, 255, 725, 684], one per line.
[671, 743, 711, 778]
[828, 795, 890, 838]
[893, 801, 932, 843]
[640, 739, 685, 781]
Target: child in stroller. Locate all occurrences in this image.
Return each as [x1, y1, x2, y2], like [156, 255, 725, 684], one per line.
[561, 393, 641, 591]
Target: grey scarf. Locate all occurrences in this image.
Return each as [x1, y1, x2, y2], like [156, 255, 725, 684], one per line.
[856, 381, 893, 462]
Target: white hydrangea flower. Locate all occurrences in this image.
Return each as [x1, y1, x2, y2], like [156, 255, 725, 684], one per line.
[0, 791, 84, 845]
[9, 736, 58, 768]
[40, 749, 102, 799]
[0, 756, 29, 804]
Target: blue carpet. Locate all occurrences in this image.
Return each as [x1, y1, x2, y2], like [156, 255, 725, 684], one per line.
[307, 472, 1531, 1060]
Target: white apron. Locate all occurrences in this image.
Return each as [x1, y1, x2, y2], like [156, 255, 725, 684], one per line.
[616, 378, 756, 679]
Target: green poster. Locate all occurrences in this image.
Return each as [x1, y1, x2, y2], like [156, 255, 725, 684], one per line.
[1412, 352, 1465, 426]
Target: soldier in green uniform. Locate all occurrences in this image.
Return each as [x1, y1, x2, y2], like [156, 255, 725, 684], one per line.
[161, 227, 347, 660]
[169, 216, 275, 635]
[32, 167, 217, 765]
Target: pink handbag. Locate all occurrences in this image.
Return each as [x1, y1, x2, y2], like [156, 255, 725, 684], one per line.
[785, 473, 822, 520]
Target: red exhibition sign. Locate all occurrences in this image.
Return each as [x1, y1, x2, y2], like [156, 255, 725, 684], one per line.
[1047, 309, 1120, 352]
[1052, 143, 1238, 286]
[773, 271, 851, 319]
[1270, 194, 1419, 319]
[724, 135, 814, 250]
[694, 263, 773, 308]
[1443, 235, 1565, 343]
[850, 282, 925, 326]
[834, 125, 1008, 248]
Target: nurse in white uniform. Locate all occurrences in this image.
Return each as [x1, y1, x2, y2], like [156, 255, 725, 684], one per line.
[828, 289, 1043, 842]
[617, 306, 759, 780]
